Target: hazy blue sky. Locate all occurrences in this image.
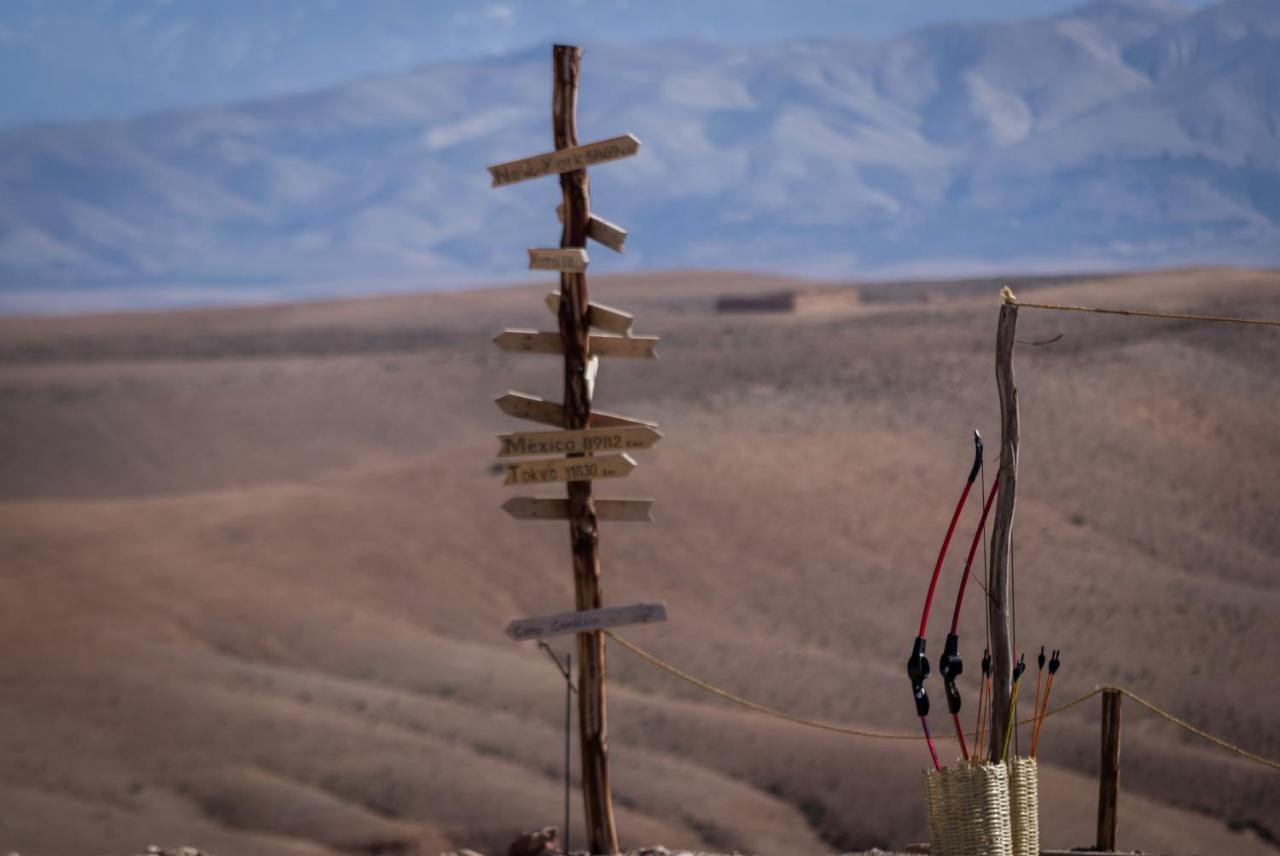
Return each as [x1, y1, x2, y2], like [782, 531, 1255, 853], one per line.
[0, 0, 1215, 128]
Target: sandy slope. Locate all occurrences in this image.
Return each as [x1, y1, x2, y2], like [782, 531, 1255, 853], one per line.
[0, 268, 1277, 855]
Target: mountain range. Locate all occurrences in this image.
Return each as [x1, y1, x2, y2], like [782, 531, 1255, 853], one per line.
[1, 0, 1277, 311]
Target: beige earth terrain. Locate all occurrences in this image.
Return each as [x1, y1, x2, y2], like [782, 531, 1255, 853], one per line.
[0, 268, 1277, 855]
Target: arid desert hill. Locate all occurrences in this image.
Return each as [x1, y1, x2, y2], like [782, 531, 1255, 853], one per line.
[0, 268, 1277, 856]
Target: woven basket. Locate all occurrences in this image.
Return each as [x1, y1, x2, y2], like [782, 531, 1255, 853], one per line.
[1007, 756, 1040, 856]
[923, 761, 1013, 856]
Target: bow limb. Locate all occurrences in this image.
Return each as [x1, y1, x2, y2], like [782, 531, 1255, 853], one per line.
[907, 432, 983, 769]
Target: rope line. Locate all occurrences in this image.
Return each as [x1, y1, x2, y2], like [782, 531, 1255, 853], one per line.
[1001, 289, 1280, 328]
[1116, 687, 1280, 771]
[605, 631, 1096, 740]
[605, 632, 1279, 771]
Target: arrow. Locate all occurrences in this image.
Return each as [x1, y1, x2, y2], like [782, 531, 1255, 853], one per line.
[907, 431, 984, 771]
[488, 134, 641, 187]
[557, 204, 627, 253]
[545, 292, 634, 335]
[502, 453, 637, 486]
[1030, 649, 1061, 757]
[1000, 653, 1027, 763]
[503, 497, 654, 522]
[494, 391, 657, 429]
[493, 330, 658, 359]
[506, 601, 666, 641]
[497, 425, 662, 458]
[529, 248, 589, 272]
[973, 648, 992, 764]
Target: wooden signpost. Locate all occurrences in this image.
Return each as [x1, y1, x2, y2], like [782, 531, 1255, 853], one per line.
[502, 496, 654, 522]
[506, 602, 668, 641]
[529, 248, 589, 272]
[494, 391, 655, 430]
[498, 425, 662, 458]
[488, 134, 640, 187]
[488, 45, 660, 855]
[557, 204, 628, 253]
[493, 329, 659, 359]
[545, 293, 634, 335]
[503, 453, 637, 486]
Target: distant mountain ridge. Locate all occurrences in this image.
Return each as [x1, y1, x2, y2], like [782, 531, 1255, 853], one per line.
[1, 0, 1277, 310]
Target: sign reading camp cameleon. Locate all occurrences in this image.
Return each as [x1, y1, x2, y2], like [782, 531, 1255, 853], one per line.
[488, 135, 641, 187]
[502, 453, 636, 485]
[506, 601, 668, 641]
[497, 425, 662, 458]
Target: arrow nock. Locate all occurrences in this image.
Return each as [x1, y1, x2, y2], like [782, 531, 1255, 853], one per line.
[981, 647, 991, 677]
[1049, 649, 1061, 674]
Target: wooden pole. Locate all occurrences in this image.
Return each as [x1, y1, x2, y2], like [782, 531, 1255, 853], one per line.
[1097, 688, 1123, 851]
[552, 44, 619, 855]
[988, 292, 1019, 763]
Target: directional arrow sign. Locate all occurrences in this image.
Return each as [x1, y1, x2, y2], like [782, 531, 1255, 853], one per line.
[506, 601, 667, 641]
[528, 248, 588, 272]
[488, 134, 641, 187]
[545, 293, 634, 335]
[497, 425, 662, 458]
[494, 330, 658, 359]
[495, 392, 658, 430]
[503, 453, 636, 486]
[557, 204, 628, 253]
[503, 497, 654, 522]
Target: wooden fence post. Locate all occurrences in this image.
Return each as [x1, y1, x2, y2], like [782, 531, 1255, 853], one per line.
[552, 44, 620, 856]
[1097, 688, 1123, 851]
[988, 291, 1020, 762]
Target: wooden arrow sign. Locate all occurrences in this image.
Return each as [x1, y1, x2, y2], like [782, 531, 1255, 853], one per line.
[503, 497, 654, 522]
[497, 425, 662, 458]
[545, 293, 634, 335]
[488, 134, 641, 187]
[495, 392, 658, 430]
[529, 248, 588, 272]
[506, 601, 667, 641]
[494, 330, 658, 359]
[557, 204, 628, 253]
[503, 453, 636, 486]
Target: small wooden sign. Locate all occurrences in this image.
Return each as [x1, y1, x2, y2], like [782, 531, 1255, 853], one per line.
[495, 391, 658, 430]
[545, 293, 634, 335]
[557, 205, 628, 253]
[529, 248, 589, 272]
[506, 601, 667, 641]
[494, 330, 658, 359]
[503, 497, 654, 522]
[497, 425, 662, 458]
[489, 134, 641, 187]
[503, 453, 637, 486]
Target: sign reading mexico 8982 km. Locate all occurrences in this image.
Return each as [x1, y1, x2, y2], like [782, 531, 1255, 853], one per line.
[496, 425, 662, 458]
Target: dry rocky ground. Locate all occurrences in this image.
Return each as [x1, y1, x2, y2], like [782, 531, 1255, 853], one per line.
[0, 268, 1277, 855]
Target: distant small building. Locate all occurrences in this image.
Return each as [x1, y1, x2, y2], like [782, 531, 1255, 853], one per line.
[715, 286, 860, 314]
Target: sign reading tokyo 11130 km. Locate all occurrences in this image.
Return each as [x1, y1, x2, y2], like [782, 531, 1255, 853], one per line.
[503, 453, 636, 486]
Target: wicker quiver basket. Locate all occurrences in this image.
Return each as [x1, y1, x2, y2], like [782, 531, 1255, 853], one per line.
[1007, 756, 1040, 856]
[923, 761, 1013, 856]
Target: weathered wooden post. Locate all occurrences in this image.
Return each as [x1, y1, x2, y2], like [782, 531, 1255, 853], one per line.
[488, 44, 661, 856]
[551, 47, 618, 853]
[1097, 688, 1123, 851]
[988, 287, 1020, 762]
